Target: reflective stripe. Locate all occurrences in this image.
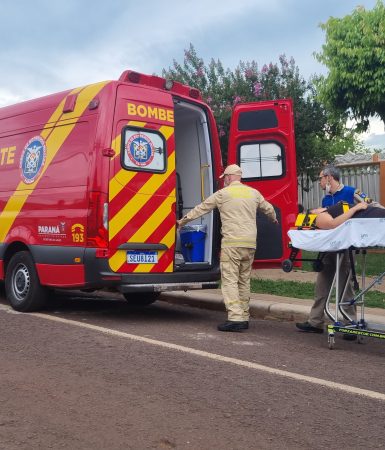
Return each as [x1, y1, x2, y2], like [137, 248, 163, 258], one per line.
[0, 82, 108, 243]
[222, 239, 256, 248]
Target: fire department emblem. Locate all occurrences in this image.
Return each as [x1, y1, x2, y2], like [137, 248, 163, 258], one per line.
[20, 136, 47, 184]
[126, 134, 155, 167]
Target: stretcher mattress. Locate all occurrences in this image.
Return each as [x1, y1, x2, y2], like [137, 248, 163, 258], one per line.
[287, 218, 385, 252]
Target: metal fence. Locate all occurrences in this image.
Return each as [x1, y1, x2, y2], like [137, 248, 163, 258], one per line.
[298, 162, 381, 211]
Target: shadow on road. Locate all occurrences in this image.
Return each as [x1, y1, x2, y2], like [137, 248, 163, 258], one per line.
[36, 289, 207, 325]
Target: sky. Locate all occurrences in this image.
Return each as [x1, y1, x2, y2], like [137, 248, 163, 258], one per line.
[1, 0, 383, 148]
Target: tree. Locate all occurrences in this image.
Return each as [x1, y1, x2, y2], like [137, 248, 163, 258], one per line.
[316, 0, 385, 132]
[162, 44, 356, 177]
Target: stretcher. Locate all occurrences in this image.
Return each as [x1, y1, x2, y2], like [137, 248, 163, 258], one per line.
[285, 218, 385, 349]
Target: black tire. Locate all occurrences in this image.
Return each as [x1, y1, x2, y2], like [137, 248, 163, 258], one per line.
[281, 259, 293, 273]
[5, 251, 48, 312]
[123, 292, 160, 307]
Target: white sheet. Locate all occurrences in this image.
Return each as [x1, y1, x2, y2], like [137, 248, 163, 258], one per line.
[288, 218, 385, 252]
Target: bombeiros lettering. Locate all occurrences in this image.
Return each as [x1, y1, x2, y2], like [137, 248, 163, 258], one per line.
[127, 103, 174, 123]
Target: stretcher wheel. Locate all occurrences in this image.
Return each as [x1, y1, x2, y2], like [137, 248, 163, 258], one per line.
[312, 260, 324, 272]
[282, 259, 293, 273]
[328, 334, 335, 350]
[357, 335, 364, 344]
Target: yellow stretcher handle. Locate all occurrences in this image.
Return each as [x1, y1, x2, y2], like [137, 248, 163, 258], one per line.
[294, 203, 350, 228]
[342, 203, 350, 213]
[295, 213, 317, 228]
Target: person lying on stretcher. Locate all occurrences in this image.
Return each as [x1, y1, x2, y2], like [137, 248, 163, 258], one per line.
[315, 201, 385, 229]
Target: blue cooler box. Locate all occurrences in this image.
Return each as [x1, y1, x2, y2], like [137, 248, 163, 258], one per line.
[180, 225, 207, 262]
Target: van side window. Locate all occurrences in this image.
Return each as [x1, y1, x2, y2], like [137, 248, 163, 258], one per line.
[121, 127, 166, 173]
[239, 141, 284, 180]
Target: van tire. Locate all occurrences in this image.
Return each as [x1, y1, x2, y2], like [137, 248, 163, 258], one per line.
[123, 292, 160, 307]
[5, 251, 48, 312]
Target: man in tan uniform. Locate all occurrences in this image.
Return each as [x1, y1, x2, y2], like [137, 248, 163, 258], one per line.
[177, 164, 278, 332]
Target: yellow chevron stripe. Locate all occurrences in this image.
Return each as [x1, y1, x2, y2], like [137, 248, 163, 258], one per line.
[130, 195, 175, 243]
[109, 154, 175, 240]
[109, 169, 136, 201]
[41, 87, 82, 132]
[108, 195, 175, 272]
[159, 125, 174, 140]
[133, 224, 176, 273]
[164, 261, 174, 273]
[109, 249, 127, 272]
[0, 81, 108, 243]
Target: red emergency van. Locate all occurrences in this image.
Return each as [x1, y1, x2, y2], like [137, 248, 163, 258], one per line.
[0, 70, 297, 311]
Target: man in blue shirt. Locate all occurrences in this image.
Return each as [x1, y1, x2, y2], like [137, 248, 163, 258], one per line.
[319, 165, 370, 208]
[296, 165, 372, 340]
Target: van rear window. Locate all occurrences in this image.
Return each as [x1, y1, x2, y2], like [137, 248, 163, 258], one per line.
[239, 141, 284, 179]
[238, 110, 278, 131]
[121, 127, 166, 173]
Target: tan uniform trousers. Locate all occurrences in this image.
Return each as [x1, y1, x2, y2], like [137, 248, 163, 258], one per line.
[220, 247, 256, 322]
[309, 251, 356, 328]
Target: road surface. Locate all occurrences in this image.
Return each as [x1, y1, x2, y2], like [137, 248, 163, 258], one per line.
[0, 289, 384, 449]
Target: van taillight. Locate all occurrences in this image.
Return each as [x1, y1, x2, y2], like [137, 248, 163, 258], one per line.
[87, 191, 108, 248]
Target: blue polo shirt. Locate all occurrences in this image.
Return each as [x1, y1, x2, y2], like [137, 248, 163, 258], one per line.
[322, 185, 355, 207]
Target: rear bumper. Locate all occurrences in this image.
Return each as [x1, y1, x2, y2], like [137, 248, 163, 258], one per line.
[119, 281, 219, 293]
[84, 249, 220, 292]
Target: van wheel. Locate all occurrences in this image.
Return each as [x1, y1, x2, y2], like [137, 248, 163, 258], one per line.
[5, 252, 48, 312]
[123, 292, 160, 307]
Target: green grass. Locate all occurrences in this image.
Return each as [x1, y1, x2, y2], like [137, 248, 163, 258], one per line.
[300, 251, 385, 277]
[250, 278, 385, 309]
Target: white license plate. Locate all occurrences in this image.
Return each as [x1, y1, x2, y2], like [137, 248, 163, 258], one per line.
[127, 251, 158, 264]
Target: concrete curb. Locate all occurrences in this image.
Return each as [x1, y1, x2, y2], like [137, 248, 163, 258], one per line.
[160, 291, 311, 322]
[160, 290, 385, 326]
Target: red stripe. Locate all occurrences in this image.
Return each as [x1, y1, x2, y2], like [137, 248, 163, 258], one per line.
[151, 243, 175, 273]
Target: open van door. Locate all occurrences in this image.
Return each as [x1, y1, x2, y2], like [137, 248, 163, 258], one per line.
[108, 87, 177, 276]
[227, 99, 297, 268]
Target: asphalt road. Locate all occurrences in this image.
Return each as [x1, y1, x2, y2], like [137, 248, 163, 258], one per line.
[1, 289, 384, 450]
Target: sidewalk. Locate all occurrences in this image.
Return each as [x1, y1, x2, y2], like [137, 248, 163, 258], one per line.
[160, 268, 385, 327]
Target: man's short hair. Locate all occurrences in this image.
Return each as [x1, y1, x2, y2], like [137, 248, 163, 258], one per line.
[323, 165, 340, 182]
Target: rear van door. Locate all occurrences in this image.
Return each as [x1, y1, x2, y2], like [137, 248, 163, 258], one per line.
[108, 86, 177, 275]
[227, 99, 297, 267]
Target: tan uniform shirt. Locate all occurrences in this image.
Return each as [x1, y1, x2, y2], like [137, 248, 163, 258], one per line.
[179, 180, 276, 249]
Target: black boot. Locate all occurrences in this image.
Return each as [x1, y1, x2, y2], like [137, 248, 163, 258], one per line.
[217, 321, 249, 332]
[295, 321, 323, 334]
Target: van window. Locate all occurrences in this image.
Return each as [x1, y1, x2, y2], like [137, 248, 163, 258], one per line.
[121, 127, 166, 173]
[239, 141, 284, 179]
[238, 109, 278, 131]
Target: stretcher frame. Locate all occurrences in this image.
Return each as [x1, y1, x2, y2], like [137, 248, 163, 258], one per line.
[285, 217, 385, 349]
[326, 248, 385, 349]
